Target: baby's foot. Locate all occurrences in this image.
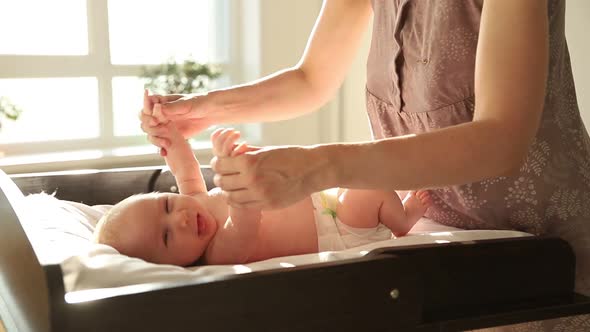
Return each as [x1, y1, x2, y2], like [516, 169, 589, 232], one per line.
[403, 190, 432, 222]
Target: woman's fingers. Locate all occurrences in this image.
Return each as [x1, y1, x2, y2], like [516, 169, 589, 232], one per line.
[223, 190, 263, 209]
[212, 146, 318, 210]
[212, 171, 253, 192]
[153, 103, 169, 124]
[138, 108, 157, 125]
[159, 96, 194, 119]
[143, 89, 152, 115]
[153, 94, 184, 104]
[140, 121, 170, 136]
[211, 148, 259, 176]
[142, 91, 183, 125]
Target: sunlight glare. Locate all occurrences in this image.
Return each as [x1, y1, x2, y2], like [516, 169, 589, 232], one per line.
[0, 78, 99, 143]
[108, 0, 212, 64]
[0, 0, 88, 55]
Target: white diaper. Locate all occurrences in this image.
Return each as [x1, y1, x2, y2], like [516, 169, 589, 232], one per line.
[310, 189, 393, 252]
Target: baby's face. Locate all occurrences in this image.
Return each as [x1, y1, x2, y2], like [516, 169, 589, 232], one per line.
[110, 192, 218, 266]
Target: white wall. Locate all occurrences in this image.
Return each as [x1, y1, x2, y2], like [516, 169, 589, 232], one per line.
[255, 0, 373, 145]
[255, 0, 326, 146]
[339, 20, 373, 142]
[566, 0, 590, 127]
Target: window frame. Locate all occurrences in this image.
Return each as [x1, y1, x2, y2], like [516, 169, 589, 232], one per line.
[0, 0, 333, 175]
[0, 0, 233, 157]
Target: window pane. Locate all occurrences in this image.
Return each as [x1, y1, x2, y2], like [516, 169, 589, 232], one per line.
[0, 78, 99, 143]
[112, 77, 145, 136]
[108, 0, 220, 65]
[0, 1, 88, 55]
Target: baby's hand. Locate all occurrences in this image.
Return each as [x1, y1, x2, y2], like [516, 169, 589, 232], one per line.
[140, 90, 171, 156]
[152, 103, 184, 150]
[211, 128, 249, 157]
[140, 89, 167, 126]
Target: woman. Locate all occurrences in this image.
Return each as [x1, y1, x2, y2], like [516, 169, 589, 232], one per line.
[141, 1, 589, 329]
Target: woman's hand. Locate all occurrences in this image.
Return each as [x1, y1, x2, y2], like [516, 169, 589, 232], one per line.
[211, 145, 329, 210]
[139, 91, 213, 154]
[157, 92, 213, 139]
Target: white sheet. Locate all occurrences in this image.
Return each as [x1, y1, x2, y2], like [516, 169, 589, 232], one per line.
[20, 193, 532, 293]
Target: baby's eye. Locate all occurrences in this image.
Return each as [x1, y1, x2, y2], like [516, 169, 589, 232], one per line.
[165, 197, 170, 213]
[163, 230, 170, 247]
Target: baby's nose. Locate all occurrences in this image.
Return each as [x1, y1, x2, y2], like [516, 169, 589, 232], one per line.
[175, 211, 190, 228]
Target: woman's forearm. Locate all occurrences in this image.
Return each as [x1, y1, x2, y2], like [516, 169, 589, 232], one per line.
[314, 120, 530, 191]
[203, 67, 331, 124]
[202, 0, 372, 125]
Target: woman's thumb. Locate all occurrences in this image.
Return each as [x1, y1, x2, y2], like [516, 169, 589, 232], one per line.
[160, 98, 191, 119]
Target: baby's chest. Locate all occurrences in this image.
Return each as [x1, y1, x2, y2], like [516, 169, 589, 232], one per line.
[258, 198, 318, 256]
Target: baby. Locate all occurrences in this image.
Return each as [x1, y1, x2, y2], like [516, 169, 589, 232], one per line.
[93, 96, 431, 266]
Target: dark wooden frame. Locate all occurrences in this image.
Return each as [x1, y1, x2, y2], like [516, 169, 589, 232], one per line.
[1, 166, 590, 332]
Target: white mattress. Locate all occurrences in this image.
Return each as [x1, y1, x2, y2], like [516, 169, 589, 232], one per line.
[19, 193, 532, 294]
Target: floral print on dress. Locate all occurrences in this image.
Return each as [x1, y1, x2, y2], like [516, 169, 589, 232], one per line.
[520, 138, 550, 177]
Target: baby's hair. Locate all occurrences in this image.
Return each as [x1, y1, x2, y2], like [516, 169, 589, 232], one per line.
[93, 200, 124, 245]
[93, 193, 155, 245]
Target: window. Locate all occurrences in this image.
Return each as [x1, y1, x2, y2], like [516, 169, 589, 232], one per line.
[0, 0, 258, 167]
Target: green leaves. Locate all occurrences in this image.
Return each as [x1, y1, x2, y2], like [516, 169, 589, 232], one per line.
[0, 97, 23, 130]
[140, 58, 222, 95]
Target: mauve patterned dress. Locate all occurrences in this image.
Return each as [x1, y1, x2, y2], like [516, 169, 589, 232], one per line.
[366, 0, 590, 330]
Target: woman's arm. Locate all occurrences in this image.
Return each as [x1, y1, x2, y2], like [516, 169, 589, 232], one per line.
[331, 0, 549, 189]
[159, 0, 373, 125]
[212, 0, 549, 209]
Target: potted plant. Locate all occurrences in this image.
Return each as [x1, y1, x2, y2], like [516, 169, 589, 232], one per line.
[140, 58, 222, 142]
[140, 58, 222, 95]
[0, 97, 22, 131]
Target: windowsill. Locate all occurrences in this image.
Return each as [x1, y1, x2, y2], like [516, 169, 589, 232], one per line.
[0, 143, 215, 175]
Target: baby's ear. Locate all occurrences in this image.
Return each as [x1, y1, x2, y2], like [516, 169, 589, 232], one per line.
[92, 219, 105, 243]
[91, 231, 99, 243]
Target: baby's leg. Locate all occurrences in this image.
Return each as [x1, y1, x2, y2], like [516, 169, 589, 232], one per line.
[396, 191, 432, 236]
[337, 189, 431, 237]
[337, 189, 405, 230]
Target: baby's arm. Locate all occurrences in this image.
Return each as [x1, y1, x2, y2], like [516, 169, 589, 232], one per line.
[205, 128, 262, 264]
[146, 92, 207, 195]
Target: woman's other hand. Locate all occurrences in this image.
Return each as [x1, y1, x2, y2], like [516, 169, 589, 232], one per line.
[211, 145, 329, 210]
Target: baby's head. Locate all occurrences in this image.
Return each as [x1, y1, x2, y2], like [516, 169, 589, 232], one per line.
[94, 192, 218, 266]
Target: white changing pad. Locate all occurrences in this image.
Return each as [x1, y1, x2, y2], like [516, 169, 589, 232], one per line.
[20, 193, 532, 293]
